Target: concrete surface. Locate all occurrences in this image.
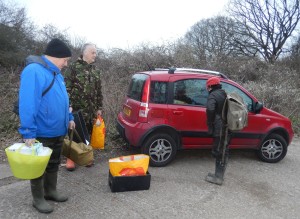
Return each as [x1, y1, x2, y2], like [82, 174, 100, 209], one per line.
[0, 138, 299, 219]
[0, 164, 12, 179]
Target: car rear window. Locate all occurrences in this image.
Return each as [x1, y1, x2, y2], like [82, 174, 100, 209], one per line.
[127, 74, 149, 101]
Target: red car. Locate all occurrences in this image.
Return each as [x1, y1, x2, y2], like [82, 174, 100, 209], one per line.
[117, 68, 294, 167]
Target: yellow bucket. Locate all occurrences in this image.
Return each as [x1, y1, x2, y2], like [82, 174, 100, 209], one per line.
[5, 146, 52, 180]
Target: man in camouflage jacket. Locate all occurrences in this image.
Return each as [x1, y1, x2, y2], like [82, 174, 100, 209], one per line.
[64, 44, 103, 170]
[64, 43, 103, 134]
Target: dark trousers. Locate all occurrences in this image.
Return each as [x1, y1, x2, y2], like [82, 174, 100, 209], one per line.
[212, 131, 231, 161]
[36, 136, 65, 173]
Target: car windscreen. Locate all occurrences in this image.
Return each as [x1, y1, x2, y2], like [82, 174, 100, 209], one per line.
[221, 82, 254, 112]
[127, 74, 149, 101]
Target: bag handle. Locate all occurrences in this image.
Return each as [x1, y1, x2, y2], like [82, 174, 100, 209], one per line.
[65, 130, 78, 157]
[17, 140, 41, 156]
[42, 72, 56, 96]
[69, 128, 84, 143]
[68, 130, 74, 149]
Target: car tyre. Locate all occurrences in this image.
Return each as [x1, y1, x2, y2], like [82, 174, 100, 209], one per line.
[257, 133, 287, 163]
[142, 133, 177, 167]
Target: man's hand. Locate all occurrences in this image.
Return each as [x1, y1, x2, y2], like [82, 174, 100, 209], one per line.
[69, 120, 76, 129]
[24, 138, 36, 146]
[96, 110, 102, 116]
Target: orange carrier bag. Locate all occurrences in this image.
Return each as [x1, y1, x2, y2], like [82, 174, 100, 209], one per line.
[109, 154, 150, 176]
[90, 115, 106, 149]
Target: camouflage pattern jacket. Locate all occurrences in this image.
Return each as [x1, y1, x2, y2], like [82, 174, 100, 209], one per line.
[64, 57, 103, 131]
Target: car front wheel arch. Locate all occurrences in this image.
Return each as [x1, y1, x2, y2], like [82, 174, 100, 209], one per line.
[257, 133, 287, 163]
[142, 133, 177, 167]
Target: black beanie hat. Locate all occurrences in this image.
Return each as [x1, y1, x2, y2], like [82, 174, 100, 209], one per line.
[45, 38, 72, 58]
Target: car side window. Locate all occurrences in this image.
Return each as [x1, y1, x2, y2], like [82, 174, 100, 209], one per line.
[150, 81, 168, 104]
[221, 82, 253, 111]
[173, 79, 208, 106]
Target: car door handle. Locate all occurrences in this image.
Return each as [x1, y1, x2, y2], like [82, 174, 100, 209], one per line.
[173, 111, 183, 115]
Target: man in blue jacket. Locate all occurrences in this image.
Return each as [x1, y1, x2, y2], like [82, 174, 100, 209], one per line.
[18, 38, 75, 213]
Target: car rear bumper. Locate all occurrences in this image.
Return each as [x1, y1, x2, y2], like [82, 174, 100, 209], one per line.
[117, 113, 150, 147]
[116, 119, 127, 142]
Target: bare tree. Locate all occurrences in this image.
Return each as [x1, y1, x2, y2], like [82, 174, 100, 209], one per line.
[0, 0, 37, 66]
[283, 34, 300, 74]
[228, 0, 300, 63]
[291, 34, 300, 56]
[183, 16, 243, 68]
[170, 40, 199, 68]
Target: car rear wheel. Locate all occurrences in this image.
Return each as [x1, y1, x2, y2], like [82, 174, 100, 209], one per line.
[142, 133, 177, 167]
[257, 134, 287, 163]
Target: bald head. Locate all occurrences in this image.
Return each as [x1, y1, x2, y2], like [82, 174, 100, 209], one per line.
[82, 43, 97, 64]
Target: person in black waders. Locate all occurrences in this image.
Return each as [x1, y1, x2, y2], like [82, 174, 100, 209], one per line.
[205, 76, 230, 185]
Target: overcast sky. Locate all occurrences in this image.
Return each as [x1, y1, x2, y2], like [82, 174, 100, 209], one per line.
[16, 0, 229, 49]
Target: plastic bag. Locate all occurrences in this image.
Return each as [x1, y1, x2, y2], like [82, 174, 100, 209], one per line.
[5, 143, 52, 179]
[90, 115, 106, 149]
[7, 142, 51, 156]
[109, 154, 150, 176]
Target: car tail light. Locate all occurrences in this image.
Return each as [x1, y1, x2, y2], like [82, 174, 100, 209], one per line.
[138, 78, 150, 122]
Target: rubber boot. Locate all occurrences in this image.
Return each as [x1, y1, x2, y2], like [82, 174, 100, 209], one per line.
[44, 172, 68, 202]
[66, 158, 75, 171]
[30, 176, 53, 213]
[205, 159, 225, 185]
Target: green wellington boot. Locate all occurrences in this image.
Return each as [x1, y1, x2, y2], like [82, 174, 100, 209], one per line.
[44, 172, 68, 202]
[30, 177, 54, 213]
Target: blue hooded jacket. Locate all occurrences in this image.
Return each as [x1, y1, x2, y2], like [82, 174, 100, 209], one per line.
[18, 55, 74, 138]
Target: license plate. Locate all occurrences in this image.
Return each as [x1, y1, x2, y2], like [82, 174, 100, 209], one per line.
[123, 107, 131, 116]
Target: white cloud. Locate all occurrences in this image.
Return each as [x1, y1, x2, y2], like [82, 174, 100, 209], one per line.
[17, 0, 228, 49]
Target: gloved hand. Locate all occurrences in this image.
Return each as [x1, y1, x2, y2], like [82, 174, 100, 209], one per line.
[207, 126, 213, 136]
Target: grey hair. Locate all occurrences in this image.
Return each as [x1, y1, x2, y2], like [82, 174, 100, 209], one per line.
[81, 43, 96, 54]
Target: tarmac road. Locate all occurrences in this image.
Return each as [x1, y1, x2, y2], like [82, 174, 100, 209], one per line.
[0, 138, 299, 219]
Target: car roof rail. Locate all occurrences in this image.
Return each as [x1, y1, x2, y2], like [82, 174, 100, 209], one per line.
[153, 68, 169, 71]
[167, 67, 228, 79]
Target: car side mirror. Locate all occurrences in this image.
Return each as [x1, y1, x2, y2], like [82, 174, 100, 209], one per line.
[254, 102, 263, 114]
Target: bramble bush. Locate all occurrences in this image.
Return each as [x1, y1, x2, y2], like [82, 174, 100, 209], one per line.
[1, 48, 299, 152]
